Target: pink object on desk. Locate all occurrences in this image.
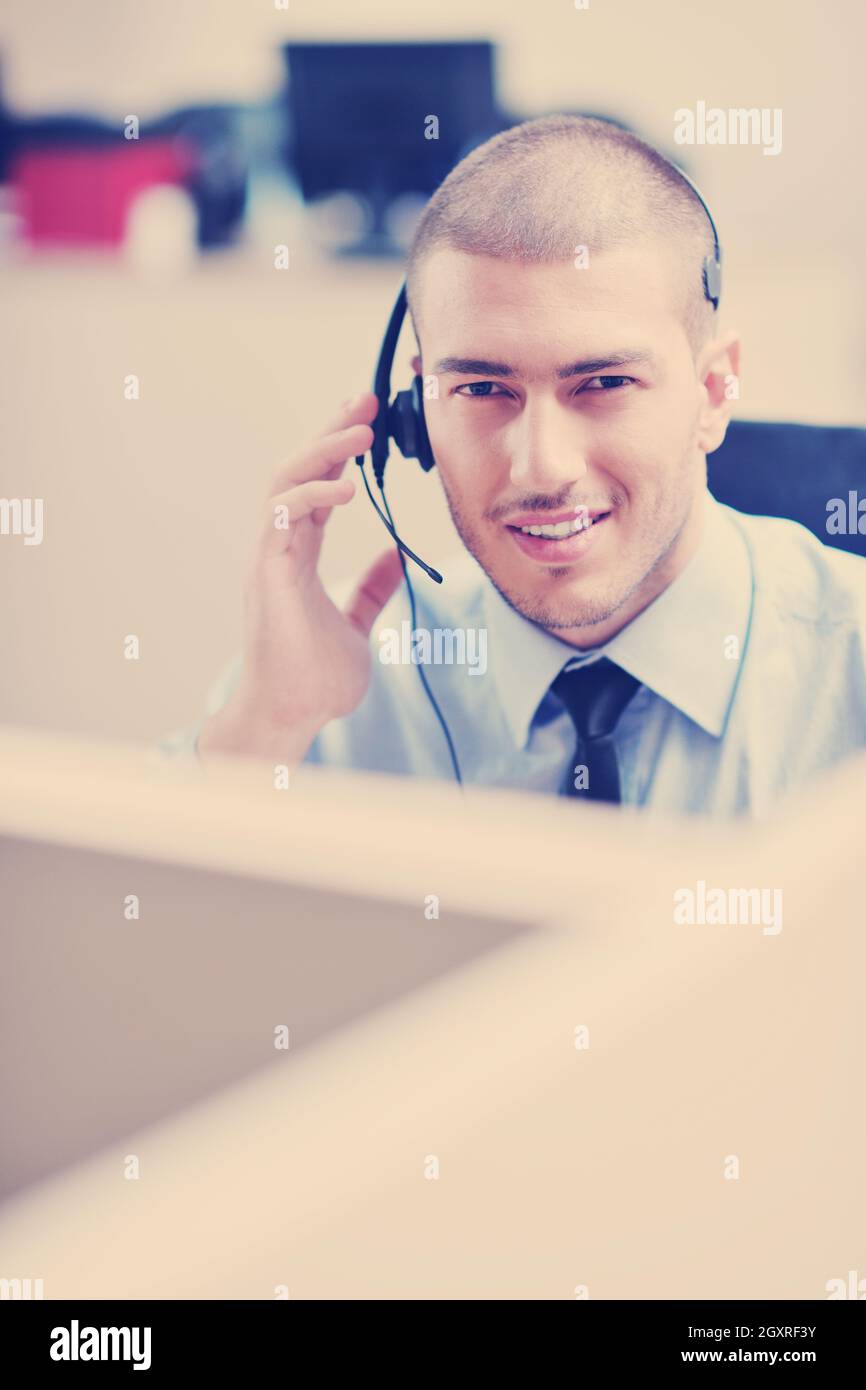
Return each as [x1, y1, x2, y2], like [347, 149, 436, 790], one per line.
[10, 139, 195, 245]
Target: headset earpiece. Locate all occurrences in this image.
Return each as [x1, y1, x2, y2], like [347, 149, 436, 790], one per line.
[673, 162, 723, 311]
[389, 375, 435, 473]
[356, 283, 443, 583]
[702, 251, 722, 311]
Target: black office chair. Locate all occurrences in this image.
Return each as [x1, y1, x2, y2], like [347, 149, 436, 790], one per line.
[708, 420, 866, 558]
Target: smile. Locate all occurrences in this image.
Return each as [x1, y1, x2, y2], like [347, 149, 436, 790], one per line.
[505, 510, 612, 562]
[517, 514, 594, 538]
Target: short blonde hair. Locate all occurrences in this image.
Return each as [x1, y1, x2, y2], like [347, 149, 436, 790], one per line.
[406, 114, 717, 352]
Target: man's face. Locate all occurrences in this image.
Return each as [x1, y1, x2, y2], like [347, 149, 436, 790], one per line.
[414, 246, 714, 645]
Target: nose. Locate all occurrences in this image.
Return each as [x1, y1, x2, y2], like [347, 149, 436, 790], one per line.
[506, 394, 588, 493]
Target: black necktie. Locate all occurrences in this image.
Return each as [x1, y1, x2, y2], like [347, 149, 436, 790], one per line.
[550, 658, 641, 803]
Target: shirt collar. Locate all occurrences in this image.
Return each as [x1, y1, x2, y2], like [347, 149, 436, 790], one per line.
[481, 491, 754, 749]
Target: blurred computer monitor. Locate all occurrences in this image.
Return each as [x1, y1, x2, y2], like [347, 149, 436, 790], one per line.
[284, 41, 502, 253]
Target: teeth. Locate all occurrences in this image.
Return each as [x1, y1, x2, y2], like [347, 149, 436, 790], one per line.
[519, 514, 593, 538]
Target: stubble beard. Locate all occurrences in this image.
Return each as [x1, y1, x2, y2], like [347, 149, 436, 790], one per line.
[439, 477, 694, 634]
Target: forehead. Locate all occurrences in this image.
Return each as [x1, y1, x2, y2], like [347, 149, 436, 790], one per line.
[413, 245, 689, 367]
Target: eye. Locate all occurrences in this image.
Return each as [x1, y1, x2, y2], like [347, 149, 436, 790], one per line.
[579, 375, 634, 391]
[454, 381, 513, 398]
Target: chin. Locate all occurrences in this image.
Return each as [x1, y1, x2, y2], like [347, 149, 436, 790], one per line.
[493, 569, 622, 631]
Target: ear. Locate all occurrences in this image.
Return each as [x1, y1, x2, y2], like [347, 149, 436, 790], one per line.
[695, 329, 741, 455]
[410, 352, 422, 376]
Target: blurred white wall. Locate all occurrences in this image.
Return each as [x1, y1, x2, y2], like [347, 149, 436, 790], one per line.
[1, 0, 864, 742]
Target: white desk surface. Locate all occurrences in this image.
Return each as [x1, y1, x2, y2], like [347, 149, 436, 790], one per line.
[0, 723, 741, 920]
[1, 728, 863, 1298]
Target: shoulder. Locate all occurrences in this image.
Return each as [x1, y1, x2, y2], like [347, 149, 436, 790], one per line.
[723, 504, 866, 632]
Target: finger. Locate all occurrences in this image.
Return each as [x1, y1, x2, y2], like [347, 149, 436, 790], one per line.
[311, 456, 366, 525]
[313, 391, 380, 498]
[266, 393, 378, 498]
[267, 423, 373, 497]
[343, 547, 405, 638]
[323, 389, 379, 436]
[309, 486, 350, 528]
[259, 477, 355, 556]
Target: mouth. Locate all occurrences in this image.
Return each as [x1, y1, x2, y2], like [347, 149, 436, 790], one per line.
[504, 507, 612, 563]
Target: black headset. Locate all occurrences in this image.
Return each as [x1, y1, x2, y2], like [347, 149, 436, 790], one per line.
[353, 164, 723, 784]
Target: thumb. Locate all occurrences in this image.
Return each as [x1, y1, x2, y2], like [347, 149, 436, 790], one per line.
[343, 547, 405, 637]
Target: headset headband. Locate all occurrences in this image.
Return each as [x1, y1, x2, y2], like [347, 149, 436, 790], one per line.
[671, 164, 723, 309]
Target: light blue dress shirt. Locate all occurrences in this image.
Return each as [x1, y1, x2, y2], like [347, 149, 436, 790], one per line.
[165, 491, 866, 817]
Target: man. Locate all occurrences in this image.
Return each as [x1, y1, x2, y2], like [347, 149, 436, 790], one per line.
[171, 115, 866, 815]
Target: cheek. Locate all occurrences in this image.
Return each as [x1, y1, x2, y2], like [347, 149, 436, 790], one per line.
[430, 422, 504, 509]
[591, 399, 697, 494]
[430, 406, 487, 468]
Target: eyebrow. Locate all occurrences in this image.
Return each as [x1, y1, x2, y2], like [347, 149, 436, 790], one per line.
[433, 351, 655, 379]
